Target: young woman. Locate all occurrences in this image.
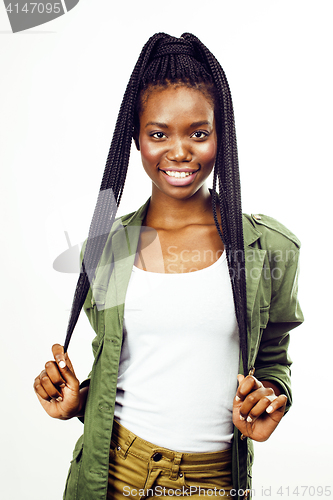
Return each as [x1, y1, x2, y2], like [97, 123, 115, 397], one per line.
[34, 33, 303, 500]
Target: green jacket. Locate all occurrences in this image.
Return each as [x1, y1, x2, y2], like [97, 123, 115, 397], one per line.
[63, 199, 304, 500]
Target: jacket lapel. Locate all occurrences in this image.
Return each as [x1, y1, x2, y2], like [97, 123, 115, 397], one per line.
[243, 217, 266, 314]
[112, 200, 150, 323]
[242, 216, 266, 368]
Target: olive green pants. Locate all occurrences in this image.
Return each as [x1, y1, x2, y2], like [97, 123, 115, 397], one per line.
[108, 420, 233, 499]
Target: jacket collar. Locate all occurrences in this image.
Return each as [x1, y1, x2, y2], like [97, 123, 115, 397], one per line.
[120, 199, 150, 228]
[120, 198, 262, 248]
[243, 215, 262, 247]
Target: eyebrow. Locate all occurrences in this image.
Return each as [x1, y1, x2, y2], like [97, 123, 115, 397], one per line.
[190, 121, 211, 128]
[144, 120, 212, 129]
[145, 121, 168, 129]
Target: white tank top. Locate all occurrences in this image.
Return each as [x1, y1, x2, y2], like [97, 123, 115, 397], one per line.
[114, 252, 240, 452]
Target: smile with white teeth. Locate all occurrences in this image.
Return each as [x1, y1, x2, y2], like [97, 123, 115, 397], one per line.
[163, 170, 195, 178]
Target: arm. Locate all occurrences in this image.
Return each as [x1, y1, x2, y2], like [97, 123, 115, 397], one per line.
[233, 240, 304, 441]
[254, 244, 304, 411]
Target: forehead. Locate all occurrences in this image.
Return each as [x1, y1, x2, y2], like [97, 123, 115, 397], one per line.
[140, 85, 215, 120]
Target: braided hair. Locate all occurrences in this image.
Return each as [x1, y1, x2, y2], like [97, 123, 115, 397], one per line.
[63, 33, 249, 375]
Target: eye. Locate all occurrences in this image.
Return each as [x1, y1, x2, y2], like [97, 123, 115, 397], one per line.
[151, 132, 166, 139]
[191, 130, 209, 139]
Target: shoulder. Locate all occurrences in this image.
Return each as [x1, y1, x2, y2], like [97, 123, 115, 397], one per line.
[243, 213, 301, 249]
[115, 198, 150, 228]
[242, 213, 302, 271]
[81, 200, 149, 260]
[120, 212, 136, 224]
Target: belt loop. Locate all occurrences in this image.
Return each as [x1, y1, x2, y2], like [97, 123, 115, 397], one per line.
[169, 452, 182, 480]
[118, 431, 136, 460]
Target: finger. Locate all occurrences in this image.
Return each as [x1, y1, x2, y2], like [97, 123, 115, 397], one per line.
[38, 369, 63, 400]
[244, 393, 278, 423]
[52, 344, 67, 370]
[34, 375, 52, 401]
[266, 394, 287, 415]
[52, 344, 78, 388]
[45, 361, 66, 388]
[239, 385, 276, 419]
[234, 374, 245, 402]
[235, 375, 261, 401]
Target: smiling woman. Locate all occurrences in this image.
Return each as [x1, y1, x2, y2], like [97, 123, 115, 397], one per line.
[138, 86, 217, 196]
[33, 33, 303, 500]
[134, 85, 223, 274]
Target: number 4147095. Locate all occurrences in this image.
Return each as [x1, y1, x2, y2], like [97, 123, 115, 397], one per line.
[277, 486, 331, 496]
[6, 3, 61, 14]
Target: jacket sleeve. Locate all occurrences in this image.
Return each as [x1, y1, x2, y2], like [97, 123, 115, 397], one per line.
[254, 240, 304, 412]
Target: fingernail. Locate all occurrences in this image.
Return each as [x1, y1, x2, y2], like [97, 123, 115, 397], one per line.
[266, 405, 273, 413]
[246, 416, 253, 423]
[235, 395, 241, 402]
[59, 360, 66, 369]
[239, 415, 245, 421]
[56, 396, 63, 402]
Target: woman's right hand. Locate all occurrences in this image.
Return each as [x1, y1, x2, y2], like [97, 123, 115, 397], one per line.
[33, 344, 82, 420]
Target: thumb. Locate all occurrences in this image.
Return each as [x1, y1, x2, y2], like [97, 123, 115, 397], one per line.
[234, 374, 245, 404]
[52, 343, 66, 368]
[52, 344, 78, 385]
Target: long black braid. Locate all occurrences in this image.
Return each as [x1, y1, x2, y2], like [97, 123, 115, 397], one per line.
[63, 33, 248, 375]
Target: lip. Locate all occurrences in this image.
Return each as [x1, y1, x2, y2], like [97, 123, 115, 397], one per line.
[162, 168, 198, 173]
[159, 167, 199, 186]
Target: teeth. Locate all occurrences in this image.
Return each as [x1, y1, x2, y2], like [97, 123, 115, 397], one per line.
[164, 170, 193, 178]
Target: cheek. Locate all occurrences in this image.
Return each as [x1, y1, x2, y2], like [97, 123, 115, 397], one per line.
[139, 138, 161, 167]
[199, 140, 217, 165]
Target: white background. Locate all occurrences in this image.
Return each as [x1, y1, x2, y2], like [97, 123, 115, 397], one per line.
[1, 1, 332, 498]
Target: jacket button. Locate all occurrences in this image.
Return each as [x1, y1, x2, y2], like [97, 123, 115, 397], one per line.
[152, 452, 162, 462]
[252, 214, 262, 220]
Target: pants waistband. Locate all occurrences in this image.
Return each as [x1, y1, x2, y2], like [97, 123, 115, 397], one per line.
[111, 419, 232, 469]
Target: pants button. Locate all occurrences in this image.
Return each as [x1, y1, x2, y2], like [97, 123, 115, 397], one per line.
[152, 452, 162, 462]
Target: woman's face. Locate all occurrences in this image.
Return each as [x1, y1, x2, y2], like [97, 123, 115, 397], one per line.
[137, 85, 217, 202]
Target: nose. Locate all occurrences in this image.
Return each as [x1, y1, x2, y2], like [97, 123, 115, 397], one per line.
[166, 139, 192, 162]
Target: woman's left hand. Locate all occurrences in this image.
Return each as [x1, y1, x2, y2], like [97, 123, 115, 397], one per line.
[232, 374, 287, 442]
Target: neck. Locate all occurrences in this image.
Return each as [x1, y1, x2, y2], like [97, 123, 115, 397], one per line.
[146, 185, 214, 229]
